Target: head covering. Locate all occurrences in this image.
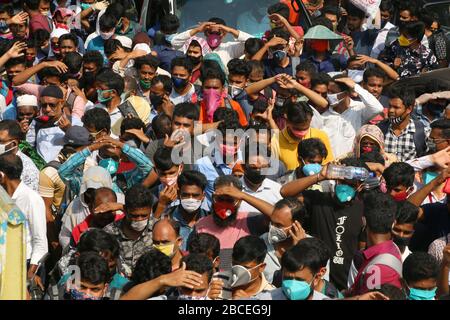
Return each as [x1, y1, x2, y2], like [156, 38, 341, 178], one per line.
[204, 53, 227, 78]
[115, 35, 133, 49]
[353, 124, 385, 158]
[80, 166, 113, 195]
[63, 126, 91, 146]
[133, 43, 152, 55]
[133, 32, 152, 48]
[181, 36, 211, 56]
[50, 27, 69, 40]
[16, 94, 38, 108]
[41, 85, 64, 99]
[53, 7, 75, 19]
[126, 96, 151, 126]
[303, 25, 343, 40]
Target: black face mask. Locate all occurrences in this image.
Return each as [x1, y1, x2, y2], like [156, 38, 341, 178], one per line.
[381, 19, 388, 28]
[150, 94, 164, 107]
[187, 55, 202, 66]
[393, 235, 411, 248]
[244, 166, 266, 185]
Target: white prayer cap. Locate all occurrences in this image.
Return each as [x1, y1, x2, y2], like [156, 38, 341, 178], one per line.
[115, 35, 133, 49]
[16, 94, 38, 108]
[132, 43, 151, 54]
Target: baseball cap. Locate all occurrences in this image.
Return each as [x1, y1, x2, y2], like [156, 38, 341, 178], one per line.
[63, 126, 91, 146]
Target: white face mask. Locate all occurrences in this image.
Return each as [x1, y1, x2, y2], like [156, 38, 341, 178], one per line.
[327, 92, 345, 106]
[180, 198, 202, 213]
[0, 142, 17, 156]
[130, 219, 148, 232]
[100, 31, 115, 40]
[228, 85, 244, 98]
[231, 263, 262, 288]
[347, 69, 365, 83]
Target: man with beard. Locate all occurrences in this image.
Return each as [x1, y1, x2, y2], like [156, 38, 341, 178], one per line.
[183, 37, 210, 86]
[194, 175, 275, 271]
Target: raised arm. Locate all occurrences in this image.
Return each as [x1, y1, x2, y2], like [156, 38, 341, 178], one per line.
[0, 41, 27, 69]
[281, 164, 331, 197]
[12, 60, 68, 86]
[357, 55, 399, 82]
[252, 37, 287, 62]
[244, 76, 278, 95]
[437, 244, 450, 298]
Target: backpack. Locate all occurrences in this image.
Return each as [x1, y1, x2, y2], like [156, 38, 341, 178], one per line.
[377, 119, 427, 157]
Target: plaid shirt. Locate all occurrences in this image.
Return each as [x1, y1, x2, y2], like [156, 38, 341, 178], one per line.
[384, 120, 430, 162]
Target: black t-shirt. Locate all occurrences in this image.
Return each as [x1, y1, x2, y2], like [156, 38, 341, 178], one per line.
[303, 190, 365, 291]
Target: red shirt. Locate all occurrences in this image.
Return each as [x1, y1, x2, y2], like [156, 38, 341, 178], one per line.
[350, 240, 402, 295]
[30, 12, 52, 33]
[71, 213, 125, 245]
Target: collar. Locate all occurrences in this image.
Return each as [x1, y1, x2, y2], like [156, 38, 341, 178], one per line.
[172, 206, 207, 226]
[363, 240, 397, 260]
[11, 181, 26, 200]
[242, 177, 270, 192]
[391, 119, 415, 135]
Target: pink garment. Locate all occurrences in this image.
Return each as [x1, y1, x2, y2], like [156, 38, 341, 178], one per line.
[196, 211, 251, 250]
[181, 36, 211, 56]
[14, 83, 87, 119]
[203, 88, 225, 122]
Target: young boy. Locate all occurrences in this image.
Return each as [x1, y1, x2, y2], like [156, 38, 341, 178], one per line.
[403, 252, 440, 300]
[382, 162, 415, 202]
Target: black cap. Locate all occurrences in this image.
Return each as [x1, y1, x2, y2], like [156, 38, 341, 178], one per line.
[41, 85, 64, 99]
[63, 126, 91, 146]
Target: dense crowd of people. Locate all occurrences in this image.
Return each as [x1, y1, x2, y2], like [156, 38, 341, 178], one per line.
[0, 0, 449, 301]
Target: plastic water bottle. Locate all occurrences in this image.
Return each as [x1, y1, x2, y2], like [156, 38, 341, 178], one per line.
[326, 164, 370, 181]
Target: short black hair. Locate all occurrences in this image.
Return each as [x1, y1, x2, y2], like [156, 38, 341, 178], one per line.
[340, 157, 370, 172]
[182, 253, 214, 282]
[403, 252, 439, 284]
[95, 69, 125, 95]
[215, 108, 242, 131]
[33, 29, 51, 47]
[187, 233, 220, 259]
[0, 4, 14, 16]
[228, 59, 251, 78]
[285, 101, 314, 124]
[202, 67, 226, 86]
[135, 55, 160, 71]
[104, 39, 123, 58]
[268, 27, 290, 42]
[247, 60, 264, 75]
[360, 151, 386, 166]
[371, 283, 407, 300]
[76, 251, 110, 285]
[214, 175, 243, 191]
[383, 162, 415, 189]
[5, 56, 26, 69]
[178, 170, 207, 191]
[173, 102, 199, 121]
[0, 153, 23, 180]
[322, 5, 339, 18]
[274, 197, 307, 226]
[25, 0, 42, 11]
[130, 249, 172, 284]
[364, 192, 397, 234]
[297, 138, 328, 160]
[82, 108, 111, 132]
[267, 3, 290, 19]
[395, 201, 419, 224]
[296, 60, 317, 76]
[120, 117, 146, 136]
[380, 0, 395, 15]
[363, 67, 387, 83]
[420, 9, 440, 29]
[171, 56, 194, 74]
[151, 75, 173, 94]
[151, 113, 172, 139]
[124, 184, 154, 211]
[83, 51, 104, 69]
[160, 14, 180, 34]
[387, 86, 416, 108]
[312, 17, 333, 30]
[78, 228, 120, 259]
[232, 235, 267, 265]
[63, 52, 83, 77]
[105, 1, 124, 18]
[347, 3, 365, 19]
[399, 21, 425, 41]
[281, 238, 330, 274]
[311, 73, 331, 87]
[245, 38, 264, 57]
[398, 0, 419, 18]
[99, 14, 118, 32]
[59, 33, 79, 48]
[430, 119, 450, 139]
[153, 146, 176, 171]
[208, 17, 226, 26]
[37, 65, 64, 82]
[331, 74, 352, 92]
[0, 119, 22, 141]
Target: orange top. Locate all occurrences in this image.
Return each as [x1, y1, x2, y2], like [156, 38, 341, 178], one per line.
[281, 0, 301, 26]
[199, 98, 249, 127]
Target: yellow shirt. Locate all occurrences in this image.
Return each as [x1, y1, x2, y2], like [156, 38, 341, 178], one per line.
[272, 128, 334, 171]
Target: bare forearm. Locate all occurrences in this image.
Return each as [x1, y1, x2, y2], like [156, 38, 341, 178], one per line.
[293, 83, 328, 110]
[13, 63, 45, 86]
[154, 202, 169, 219]
[245, 77, 276, 95]
[374, 60, 399, 81]
[120, 276, 165, 300]
[80, 7, 94, 19]
[408, 177, 443, 211]
[437, 264, 449, 297]
[280, 175, 320, 197]
[252, 44, 269, 62]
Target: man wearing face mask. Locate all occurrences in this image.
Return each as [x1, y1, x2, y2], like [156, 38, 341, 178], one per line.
[170, 18, 252, 70]
[280, 157, 367, 290]
[103, 184, 154, 273]
[152, 218, 184, 271]
[413, 89, 450, 130]
[86, 14, 118, 64]
[183, 37, 209, 85]
[25, 0, 52, 34]
[195, 175, 276, 272]
[322, 75, 384, 158]
[392, 201, 419, 261]
[169, 57, 197, 105]
[403, 252, 440, 300]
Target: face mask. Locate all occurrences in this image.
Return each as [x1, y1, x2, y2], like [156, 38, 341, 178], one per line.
[69, 288, 102, 300]
[231, 264, 260, 288]
[178, 294, 208, 300]
[219, 143, 238, 157]
[282, 279, 313, 300]
[99, 158, 119, 175]
[41, 10, 50, 17]
[290, 127, 309, 139]
[409, 287, 437, 300]
[203, 88, 223, 122]
[347, 69, 365, 83]
[206, 34, 222, 49]
[272, 50, 287, 62]
[160, 170, 180, 187]
[81, 3, 91, 10]
[172, 77, 189, 90]
[0, 142, 17, 156]
[381, 19, 388, 28]
[302, 163, 322, 176]
[427, 139, 437, 154]
[398, 35, 414, 47]
[244, 166, 266, 185]
[181, 198, 202, 213]
[41, 45, 50, 56]
[335, 184, 356, 203]
[153, 243, 175, 257]
[361, 144, 380, 154]
[228, 85, 244, 98]
[393, 235, 411, 248]
[423, 171, 439, 185]
[213, 201, 236, 220]
[148, 94, 163, 108]
[187, 55, 202, 66]
[310, 39, 328, 52]
[392, 188, 411, 202]
[275, 96, 286, 107]
[97, 89, 114, 104]
[100, 31, 115, 40]
[130, 218, 148, 232]
[327, 92, 345, 106]
[268, 223, 289, 244]
[139, 79, 152, 90]
[389, 113, 405, 126]
[0, 20, 9, 33]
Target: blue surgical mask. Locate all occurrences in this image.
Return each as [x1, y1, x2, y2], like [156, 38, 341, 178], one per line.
[69, 288, 102, 300]
[97, 89, 114, 104]
[165, 34, 176, 43]
[0, 20, 9, 33]
[81, 3, 91, 11]
[409, 287, 437, 300]
[423, 171, 439, 185]
[273, 50, 287, 62]
[99, 158, 119, 175]
[302, 163, 322, 176]
[282, 279, 313, 300]
[335, 184, 356, 203]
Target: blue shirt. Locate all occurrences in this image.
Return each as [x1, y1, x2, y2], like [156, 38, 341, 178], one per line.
[351, 29, 379, 56]
[87, 36, 107, 63]
[171, 206, 209, 251]
[306, 54, 347, 73]
[152, 45, 184, 72]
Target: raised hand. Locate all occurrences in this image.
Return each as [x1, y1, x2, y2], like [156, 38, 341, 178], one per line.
[289, 220, 306, 246]
[159, 185, 178, 206]
[213, 185, 244, 201]
[160, 262, 204, 289]
[335, 77, 356, 90]
[266, 36, 288, 48]
[6, 41, 27, 58]
[45, 60, 69, 73]
[8, 11, 28, 25]
[208, 279, 224, 300]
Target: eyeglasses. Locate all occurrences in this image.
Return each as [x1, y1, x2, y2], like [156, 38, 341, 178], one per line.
[40, 102, 60, 110]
